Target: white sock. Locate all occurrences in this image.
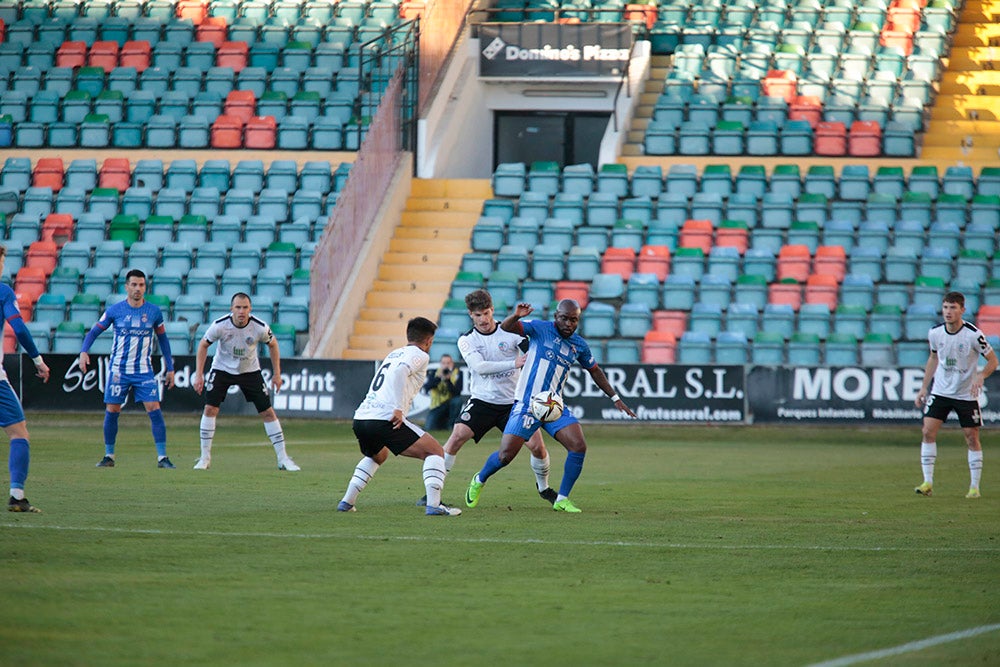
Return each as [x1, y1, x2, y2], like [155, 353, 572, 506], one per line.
[530, 453, 551, 491]
[969, 449, 983, 489]
[265, 419, 286, 461]
[443, 452, 456, 474]
[921, 442, 937, 484]
[199, 415, 216, 460]
[10, 488, 24, 500]
[423, 454, 446, 508]
[342, 457, 379, 505]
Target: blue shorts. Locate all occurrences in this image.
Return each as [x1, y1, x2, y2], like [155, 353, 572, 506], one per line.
[104, 371, 161, 405]
[503, 400, 578, 440]
[0, 380, 26, 427]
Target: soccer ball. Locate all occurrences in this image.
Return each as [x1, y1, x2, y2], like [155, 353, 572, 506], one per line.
[530, 390, 564, 423]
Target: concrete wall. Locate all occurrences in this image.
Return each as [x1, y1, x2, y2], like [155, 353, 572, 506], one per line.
[417, 37, 651, 179]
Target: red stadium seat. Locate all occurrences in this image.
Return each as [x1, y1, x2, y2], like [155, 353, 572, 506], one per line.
[804, 273, 839, 310]
[976, 305, 1000, 337]
[554, 281, 589, 309]
[88, 41, 120, 72]
[26, 240, 59, 275]
[624, 3, 658, 29]
[761, 69, 797, 102]
[679, 219, 713, 253]
[652, 310, 687, 338]
[32, 158, 65, 191]
[41, 214, 75, 247]
[768, 278, 802, 311]
[848, 121, 882, 157]
[715, 220, 749, 254]
[788, 95, 822, 128]
[196, 17, 228, 46]
[635, 245, 670, 281]
[812, 245, 847, 281]
[216, 41, 249, 72]
[210, 114, 244, 148]
[887, 6, 921, 32]
[15, 267, 47, 307]
[880, 28, 914, 55]
[56, 41, 88, 69]
[224, 90, 256, 123]
[177, 0, 208, 23]
[601, 247, 636, 280]
[99, 157, 132, 192]
[776, 244, 811, 282]
[813, 121, 847, 156]
[244, 115, 277, 149]
[642, 330, 676, 363]
[120, 40, 152, 72]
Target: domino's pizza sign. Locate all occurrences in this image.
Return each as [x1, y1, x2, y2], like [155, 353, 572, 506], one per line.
[478, 23, 633, 78]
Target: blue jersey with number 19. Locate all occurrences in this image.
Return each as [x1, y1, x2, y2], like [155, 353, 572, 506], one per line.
[513, 319, 596, 405]
[90, 300, 167, 375]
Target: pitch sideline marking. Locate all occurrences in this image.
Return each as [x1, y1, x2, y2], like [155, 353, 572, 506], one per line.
[1, 522, 999, 553]
[807, 623, 1000, 667]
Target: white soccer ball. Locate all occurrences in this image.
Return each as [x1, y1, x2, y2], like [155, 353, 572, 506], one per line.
[530, 390, 565, 423]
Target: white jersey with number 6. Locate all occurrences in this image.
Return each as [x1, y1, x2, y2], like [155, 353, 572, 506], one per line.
[354, 344, 429, 420]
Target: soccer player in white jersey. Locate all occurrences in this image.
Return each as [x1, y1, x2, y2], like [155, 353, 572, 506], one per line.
[0, 246, 50, 513]
[417, 289, 556, 506]
[466, 300, 636, 513]
[191, 293, 299, 471]
[337, 317, 461, 516]
[79, 269, 176, 468]
[914, 291, 997, 498]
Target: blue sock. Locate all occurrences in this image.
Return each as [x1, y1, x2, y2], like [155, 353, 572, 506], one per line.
[478, 451, 507, 484]
[9, 438, 29, 489]
[559, 451, 586, 498]
[148, 409, 167, 458]
[103, 411, 120, 456]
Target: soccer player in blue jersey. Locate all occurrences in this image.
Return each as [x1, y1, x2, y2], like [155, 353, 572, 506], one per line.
[78, 269, 177, 468]
[466, 299, 636, 512]
[0, 246, 50, 512]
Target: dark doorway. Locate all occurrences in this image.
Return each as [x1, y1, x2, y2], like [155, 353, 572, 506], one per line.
[494, 111, 610, 171]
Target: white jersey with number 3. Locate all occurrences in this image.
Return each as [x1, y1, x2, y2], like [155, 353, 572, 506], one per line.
[928, 321, 994, 400]
[354, 345, 429, 420]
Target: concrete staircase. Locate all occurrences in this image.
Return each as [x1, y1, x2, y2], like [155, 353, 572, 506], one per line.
[921, 0, 1000, 164]
[340, 178, 491, 360]
[621, 55, 671, 157]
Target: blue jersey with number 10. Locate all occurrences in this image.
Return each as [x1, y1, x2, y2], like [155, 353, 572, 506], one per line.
[513, 319, 596, 405]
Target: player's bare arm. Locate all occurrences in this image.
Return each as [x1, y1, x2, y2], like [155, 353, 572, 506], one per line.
[972, 349, 998, 398]
[268, 338, 283, 393]
[915, 351, 939, 407]
[588, 365, 637, 418]
[500, 303, 533, 333]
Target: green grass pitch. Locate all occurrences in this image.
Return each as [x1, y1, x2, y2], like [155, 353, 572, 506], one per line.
[2, 413, 999, 666]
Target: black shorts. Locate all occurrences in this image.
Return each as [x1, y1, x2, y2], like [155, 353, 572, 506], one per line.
[924, 394, 983, 428]
[353, 419, 423, 457]
[204, 369, 272, 413]
[454, 398, 514, 443]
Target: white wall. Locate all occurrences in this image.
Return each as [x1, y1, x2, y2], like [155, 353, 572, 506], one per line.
[418, 38, 650, 179]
